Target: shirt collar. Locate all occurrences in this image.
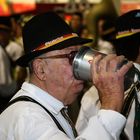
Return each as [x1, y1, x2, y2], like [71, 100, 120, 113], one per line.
[19, 82, 64, 115]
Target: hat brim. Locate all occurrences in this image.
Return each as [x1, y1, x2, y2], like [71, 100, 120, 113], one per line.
[111, 32, 140, 44]
[16, 37, 93, 67]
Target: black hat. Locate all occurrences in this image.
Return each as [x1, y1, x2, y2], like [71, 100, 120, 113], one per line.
[16, 11, 93, 67]
[115, 9, 140, 40]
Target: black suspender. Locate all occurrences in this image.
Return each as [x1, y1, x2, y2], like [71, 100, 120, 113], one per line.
[120, 81, 140, 140]
[121, 81, 140, 118]
[2, 96, 66, 135]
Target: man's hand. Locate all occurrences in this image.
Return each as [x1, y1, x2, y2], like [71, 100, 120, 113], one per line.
[91, 54, 133, 112]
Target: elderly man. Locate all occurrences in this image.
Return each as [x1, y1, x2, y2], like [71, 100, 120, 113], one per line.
[0, 11, 132, 140]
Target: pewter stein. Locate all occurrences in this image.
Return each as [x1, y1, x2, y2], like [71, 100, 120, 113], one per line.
[73, 46, 139, 89]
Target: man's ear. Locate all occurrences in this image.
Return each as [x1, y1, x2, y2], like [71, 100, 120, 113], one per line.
[32, 59, 46, 81]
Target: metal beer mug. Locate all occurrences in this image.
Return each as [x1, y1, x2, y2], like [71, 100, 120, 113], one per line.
[73, 46, 140, 88]
[73, 46, 107, 81]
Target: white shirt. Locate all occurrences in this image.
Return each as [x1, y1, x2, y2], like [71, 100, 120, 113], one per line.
[98, 39, 115, 54]
[76, 63, 140, 140]
[6, 41, 23, 61]
[0, 82, 126, 140]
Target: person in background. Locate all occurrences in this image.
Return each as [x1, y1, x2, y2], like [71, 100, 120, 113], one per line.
[0, 11, 133, 140]
[0, 16, 17, 112]
[6, 14, 27, 89]
[97, 18, 116, 54]
[76, 9, 140, 140]
[69, 11, 84, 36]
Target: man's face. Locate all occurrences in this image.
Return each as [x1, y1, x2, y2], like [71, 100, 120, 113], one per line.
[70, 15, 82, 29]
[39, 45, 84, 105]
